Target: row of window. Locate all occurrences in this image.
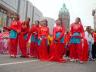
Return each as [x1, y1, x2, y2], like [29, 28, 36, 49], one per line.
[0, 7, 14, 32]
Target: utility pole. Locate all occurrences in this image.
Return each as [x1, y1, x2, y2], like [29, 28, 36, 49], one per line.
[32, 6, 34, 24]
[32, 0, 35, 24]
[25, 1, 28, 20]
[17, 0, 20, 15]
[92, 9, 96, 30]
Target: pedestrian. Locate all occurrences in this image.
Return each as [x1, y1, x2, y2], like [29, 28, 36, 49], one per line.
[27, 20, 39, 58]
[2, 30, 9, 54]
[47, 34, 53, 53]
[64, 31, 71, 58]
[92, 30, 96, 60]
[69, 17, 84, 63]
[4, 15, 21, 58]
[80, 38, 88, 63]
[0, 30, 4, 54]
[19, 17, 30, 58]
[49, 19, 66, 63]
[38, 19, 49, 61]
[85, 26, 94, 61]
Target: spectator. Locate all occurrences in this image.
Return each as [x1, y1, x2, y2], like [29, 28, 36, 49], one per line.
[85, 26, 94, 61]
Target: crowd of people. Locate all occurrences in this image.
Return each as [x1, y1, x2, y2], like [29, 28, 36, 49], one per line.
[1, 14, 96, 64]
[0, 30, 9, 54]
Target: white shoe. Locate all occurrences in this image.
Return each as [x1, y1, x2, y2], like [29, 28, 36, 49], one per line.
[70, 59, 75, 62]
[80, 61, 84, 64]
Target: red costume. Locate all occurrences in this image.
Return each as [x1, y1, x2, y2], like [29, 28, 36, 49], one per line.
[93, 32, 96, 43]
[28, 24, 39, 58]
[8, 20, 21, 57]
[38, 26, 49, 61]
[49, 24, 66, 62]
[19, 21, 29, 57]
[92, 32, 96, 59]
[64, 32, 71, 56]
[64, 32, 71, 45]
[69, 23, 84, 61]
[80, 38, 88, 61]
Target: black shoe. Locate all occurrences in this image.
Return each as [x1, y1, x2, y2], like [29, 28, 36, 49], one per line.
[20, 55, 29, 58]
[20, 55, 25, 58]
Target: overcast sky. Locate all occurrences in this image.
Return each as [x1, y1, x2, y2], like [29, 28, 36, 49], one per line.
[29, 0, 96, 28]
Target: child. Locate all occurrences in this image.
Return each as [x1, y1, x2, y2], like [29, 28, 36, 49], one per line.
[0, 30, 3, 54]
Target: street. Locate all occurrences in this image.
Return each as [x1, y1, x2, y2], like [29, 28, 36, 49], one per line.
[0, 55, 96, 72]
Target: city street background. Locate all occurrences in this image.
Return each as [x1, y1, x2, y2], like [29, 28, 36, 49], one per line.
[0, 0, 96, 72]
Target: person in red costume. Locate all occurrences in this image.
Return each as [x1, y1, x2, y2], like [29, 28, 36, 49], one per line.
[4, 15, 21, 58]
[80, 38, 88, 63]
[19, 17, 30, 58]
[92, 31, 96, 60]
[49, 19, 66, 63]
[28, 20, 39, 58]
[92, 30, 96, 60]
[64, 31, 71, 57]
[69, 17, 84, 63]
[38, 19, 49, 61]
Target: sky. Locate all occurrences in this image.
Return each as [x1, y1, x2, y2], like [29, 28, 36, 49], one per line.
[29, 0, 96, 28]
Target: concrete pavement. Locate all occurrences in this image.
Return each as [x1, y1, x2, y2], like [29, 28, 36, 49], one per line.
[0, 55, 96, 72]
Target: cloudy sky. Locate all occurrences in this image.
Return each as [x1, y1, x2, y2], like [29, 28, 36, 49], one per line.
[29, 0, 96, 28]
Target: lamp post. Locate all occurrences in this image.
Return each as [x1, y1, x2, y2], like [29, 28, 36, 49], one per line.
[32, 0, 35, 24]
[92, 9, 96, 30]
[32, 6, 34, 24]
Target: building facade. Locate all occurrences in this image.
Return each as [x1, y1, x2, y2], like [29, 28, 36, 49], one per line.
[59, 3, 70, 31]
[44, 17, 55, 34]
[0, 0, 43, 30]
[92, 9, 96, 30]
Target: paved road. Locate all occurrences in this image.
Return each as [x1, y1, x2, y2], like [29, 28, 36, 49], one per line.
[0, 55, 96, 72]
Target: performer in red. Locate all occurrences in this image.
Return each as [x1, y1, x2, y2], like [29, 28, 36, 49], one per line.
[80, 38, 88, 63]
[38, 19, 49, 61]
[49, 19, 66, 63]
[19, 17, 30, 58]
[69, 17, 84, 63]
[28, 20, 39, 58]
[64, 31, 71, 57]
[4, 15, 21, 58]
[92, 31, 96, 60]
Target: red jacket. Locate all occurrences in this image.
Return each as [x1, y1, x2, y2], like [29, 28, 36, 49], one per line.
[21, 21, 29, 35]
[93, 32, 96, 42]
[27, 24, 39, 41]
[70, 23, 84, 37]
[38, 26, 49, 39]
[9, 20, 22, 33]
[64, 32, 71, 44]
[53, 25, 65, 40]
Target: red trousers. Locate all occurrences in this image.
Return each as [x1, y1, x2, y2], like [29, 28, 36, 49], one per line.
[19, 34, 27, 57]
[9, 38, 18, 56]
[30, 42, 38, 58]
[69, 43, 82, 60]
[49, 42, 65, 62]
[38, 39, 49, 61]
[80, 39, 88, 61]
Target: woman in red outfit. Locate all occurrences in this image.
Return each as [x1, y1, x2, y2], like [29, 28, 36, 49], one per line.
[69, 17, 84, 63]
[64, 31, 71, 57]
[4, 15, 21, 58]
[19, 18, 30, 58]
[49, 19, 66, 63]
[38, 19, 49, 61]
[92, 31, 96, 60]
[28, 20, 39, 58]
[80, 38, 88, 63]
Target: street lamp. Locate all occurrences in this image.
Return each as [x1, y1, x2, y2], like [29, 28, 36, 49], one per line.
[92, 9, 96, 30]
[32, 0, 35, 24]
